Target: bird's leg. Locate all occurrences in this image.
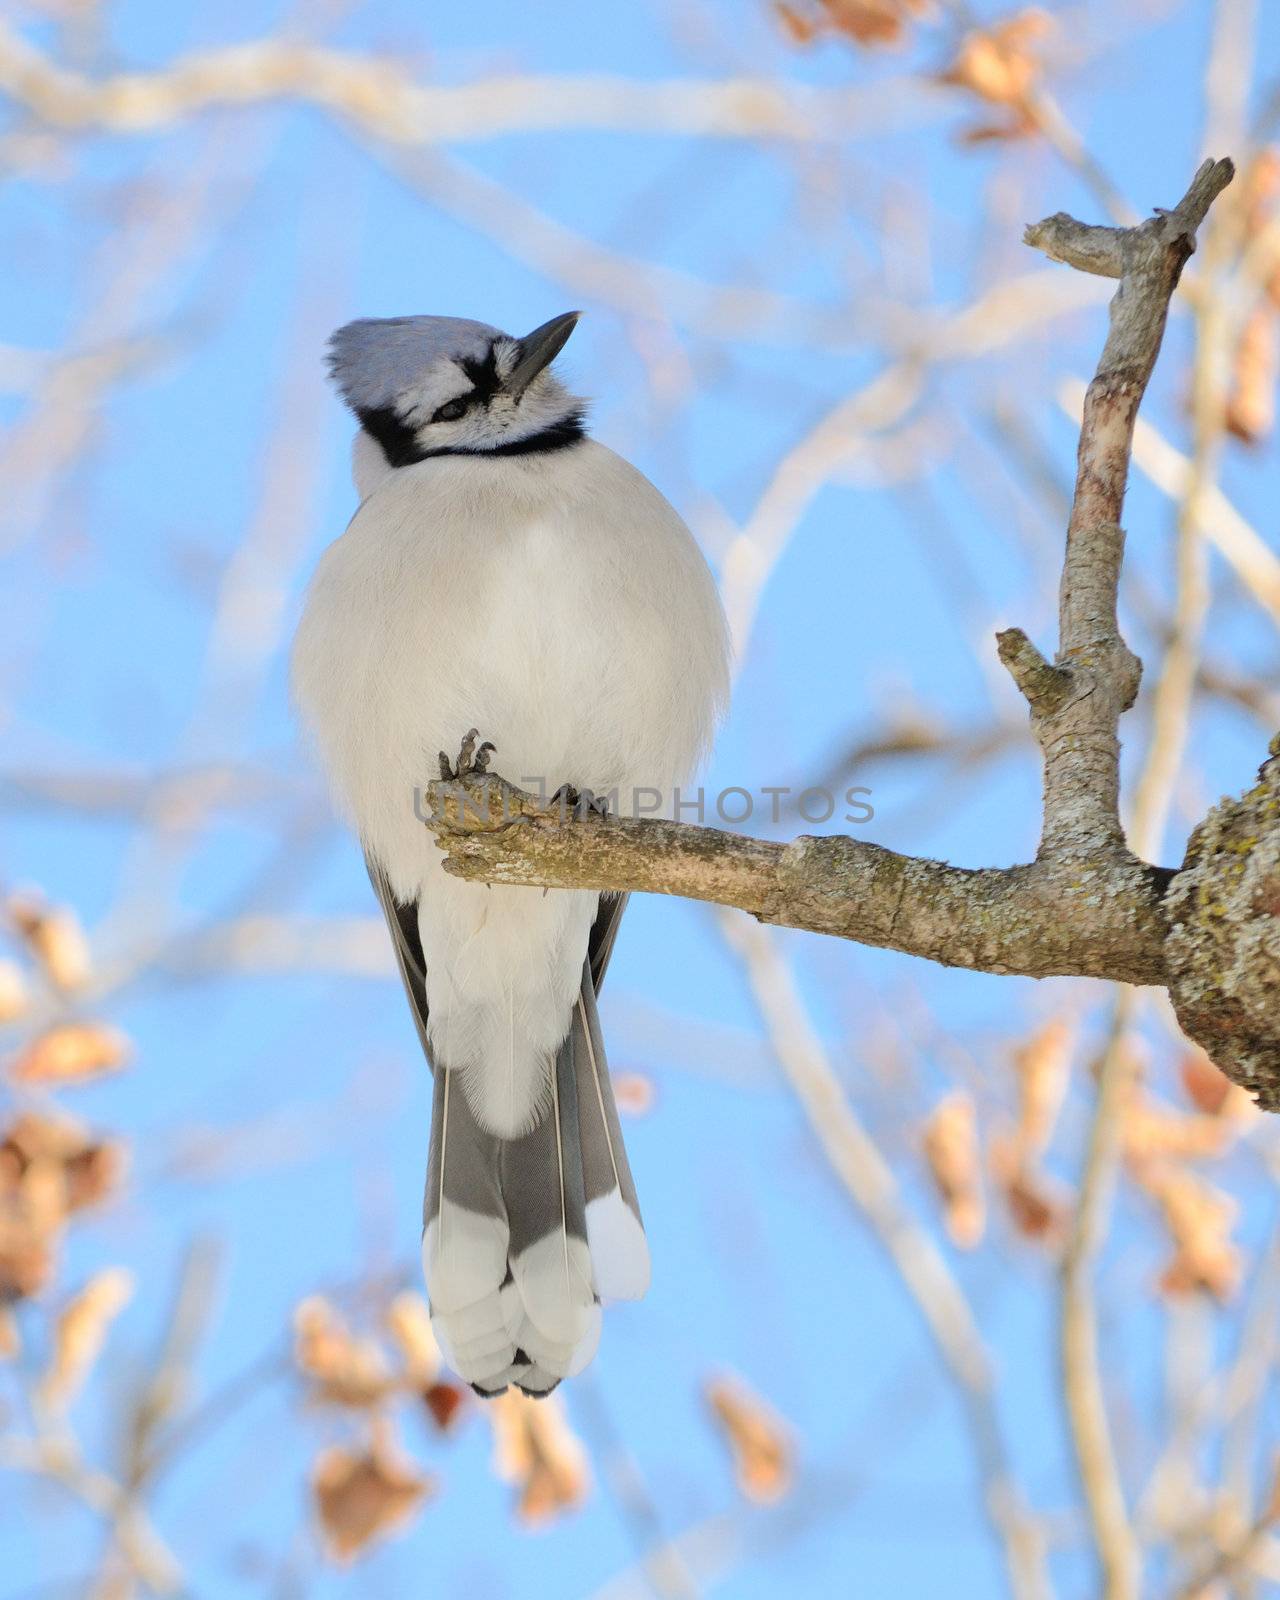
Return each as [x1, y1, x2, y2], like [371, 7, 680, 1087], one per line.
[438, 727, 496, 781]
[549, 783, 610, 823]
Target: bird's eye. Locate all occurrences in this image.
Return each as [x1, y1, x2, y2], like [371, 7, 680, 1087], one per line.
[433, 397, 468, 423]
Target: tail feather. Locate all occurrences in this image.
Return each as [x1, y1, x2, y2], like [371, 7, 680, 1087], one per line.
[421, 1067, 516, 1386]
[367, 856, 647, 1396]
[573, 964, 650, 1301]
[502, 1031, 599, 1380]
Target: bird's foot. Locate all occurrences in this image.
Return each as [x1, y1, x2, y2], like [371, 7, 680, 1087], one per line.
[549, 783, 610, 822]
[438, 728, 496, 782]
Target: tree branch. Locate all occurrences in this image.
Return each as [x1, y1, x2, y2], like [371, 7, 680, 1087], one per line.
[421, 163, 1234, 994]
[1015, 157, 1233, 860]
[425, 773, 1170, 985]
[0, 21, 924, 145]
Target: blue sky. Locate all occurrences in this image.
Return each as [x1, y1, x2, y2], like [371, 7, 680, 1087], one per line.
[3, 1, 1280, 1595]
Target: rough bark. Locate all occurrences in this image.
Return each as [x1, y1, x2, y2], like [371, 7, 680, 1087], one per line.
[426, 774, 1171, 985]
[420, 160, 1280, 1103]
[1165, 736, 1280, 1107]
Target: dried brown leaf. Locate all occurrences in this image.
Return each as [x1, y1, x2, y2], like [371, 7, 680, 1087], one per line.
[10, 1021, 129, 1086]
[1145, 1166, 1242, 1301]
[423, 1381, 466, 1432]
[489, 1390, 590, 1526]
[921, 1091, 985, 1248]
[1179, 1050, 1236, 1116]
[990, 1134, 1070, 1243]
[613, 1071, 655, 1117]
[1240, 149, 1280, 311]
[1004, 1167, 1068, 1241]
[39, 1267, 133, 1410]
[0, 960, 27, 1024]
[937, 8, 1052, 134]
[7, 894, 91, 992]
[827, 0, 912, 45]
[0, 1213, 53, 1301]
[62, 1137, 126, 1213]
[0, 1113, 125, 1216]
[775, 1, 821, 43]
[313, 1434, 433, 1562]
[705, 1375, 793, 1504]
[775, 0, 934, 49]
[1263, 1453, 1280, 1524]
[0, 1113, 123, 1303]
[1225, 303, 1277, 444]
[1009, 1017, 1073, 1159]
[1123, 1092, 1234, 1169]
[384, 1290, 440, 1386]
[1244, 147, 1280, 218]
[18, 1155, 67, 1236]
[293, 1296, 393, 1408]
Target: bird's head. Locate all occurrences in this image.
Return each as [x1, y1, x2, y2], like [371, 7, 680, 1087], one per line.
[326, 312, 584, 473]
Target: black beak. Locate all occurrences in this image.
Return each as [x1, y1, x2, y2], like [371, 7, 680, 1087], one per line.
[505, 311, 580, 399]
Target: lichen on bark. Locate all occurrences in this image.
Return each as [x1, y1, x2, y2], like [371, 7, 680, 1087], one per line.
[1165, 735, 1280, 1108]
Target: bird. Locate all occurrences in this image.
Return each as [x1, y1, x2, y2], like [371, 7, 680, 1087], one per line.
[292, 311, 729, 1397]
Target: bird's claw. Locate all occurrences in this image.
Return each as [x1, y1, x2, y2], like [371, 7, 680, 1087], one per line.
[550, 783, 610, 822]
[438, 728, 497, 781]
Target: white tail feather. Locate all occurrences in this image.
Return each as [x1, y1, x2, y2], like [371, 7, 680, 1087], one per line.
[585, 1192, 650, 1301]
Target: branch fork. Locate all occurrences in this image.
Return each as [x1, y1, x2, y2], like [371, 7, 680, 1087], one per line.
[420, 165, 1280, 1100]
[1002, 159, 1233, 864]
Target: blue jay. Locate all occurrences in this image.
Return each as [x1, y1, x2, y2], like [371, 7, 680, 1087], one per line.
[292, 312, 729, 1395]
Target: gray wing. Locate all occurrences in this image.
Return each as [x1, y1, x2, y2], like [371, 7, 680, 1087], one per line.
[588, 890, 628, 991]
[365, 854, 434, 1070]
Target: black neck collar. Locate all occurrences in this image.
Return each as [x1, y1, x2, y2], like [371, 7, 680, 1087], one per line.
[358, 406, 586, 469]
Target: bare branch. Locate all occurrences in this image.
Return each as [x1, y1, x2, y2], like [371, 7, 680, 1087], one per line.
[1166, 735, 1280, 1107]
[1022, 216, 1130, 279]
[424, 164, 1236, 997]
[1010, 158, 1233, 859]
[1056, 382, 1280, 630]
[424, 772, 1169, 985]
[1059, 999, 1145, 1600]
[1017, 156, 1233, 1600]
[720, 917, 1052, 1600]
[0, 22, 930, 145]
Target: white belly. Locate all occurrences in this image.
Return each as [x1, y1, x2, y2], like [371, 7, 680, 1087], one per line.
[291, 439, 727, 1133]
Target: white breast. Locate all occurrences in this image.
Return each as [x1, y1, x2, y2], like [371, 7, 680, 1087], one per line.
[291, 437, 728, 1137]
[292, 438, 728, 900]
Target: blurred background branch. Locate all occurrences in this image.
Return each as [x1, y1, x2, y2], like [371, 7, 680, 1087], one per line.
[3, 2, 1280, 1597]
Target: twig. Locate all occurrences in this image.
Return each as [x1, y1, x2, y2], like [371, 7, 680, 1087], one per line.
[379, 145, 862, 349]
[125, 1240, 223, 1490]
[1025, 155, 1235, 1600]
[572, 1376, 701, 1600]
[0, 1434, 182, 1595]
[720, 916, 1051, 1600]
[1057, 142, 1244, 1600]
[721, 268, 1110, 661]
[1023, 89, 1139, 228]
[0, 23, 932, 145]
[1172, 1498, 1280, 1600]
[1058, 997, 1144, 1600]
[1056, 381, 1280, 628]
[1012, 157, 1233, 858]
[1128, 176, 1239, 868]
[423, 769, 1170, 984]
